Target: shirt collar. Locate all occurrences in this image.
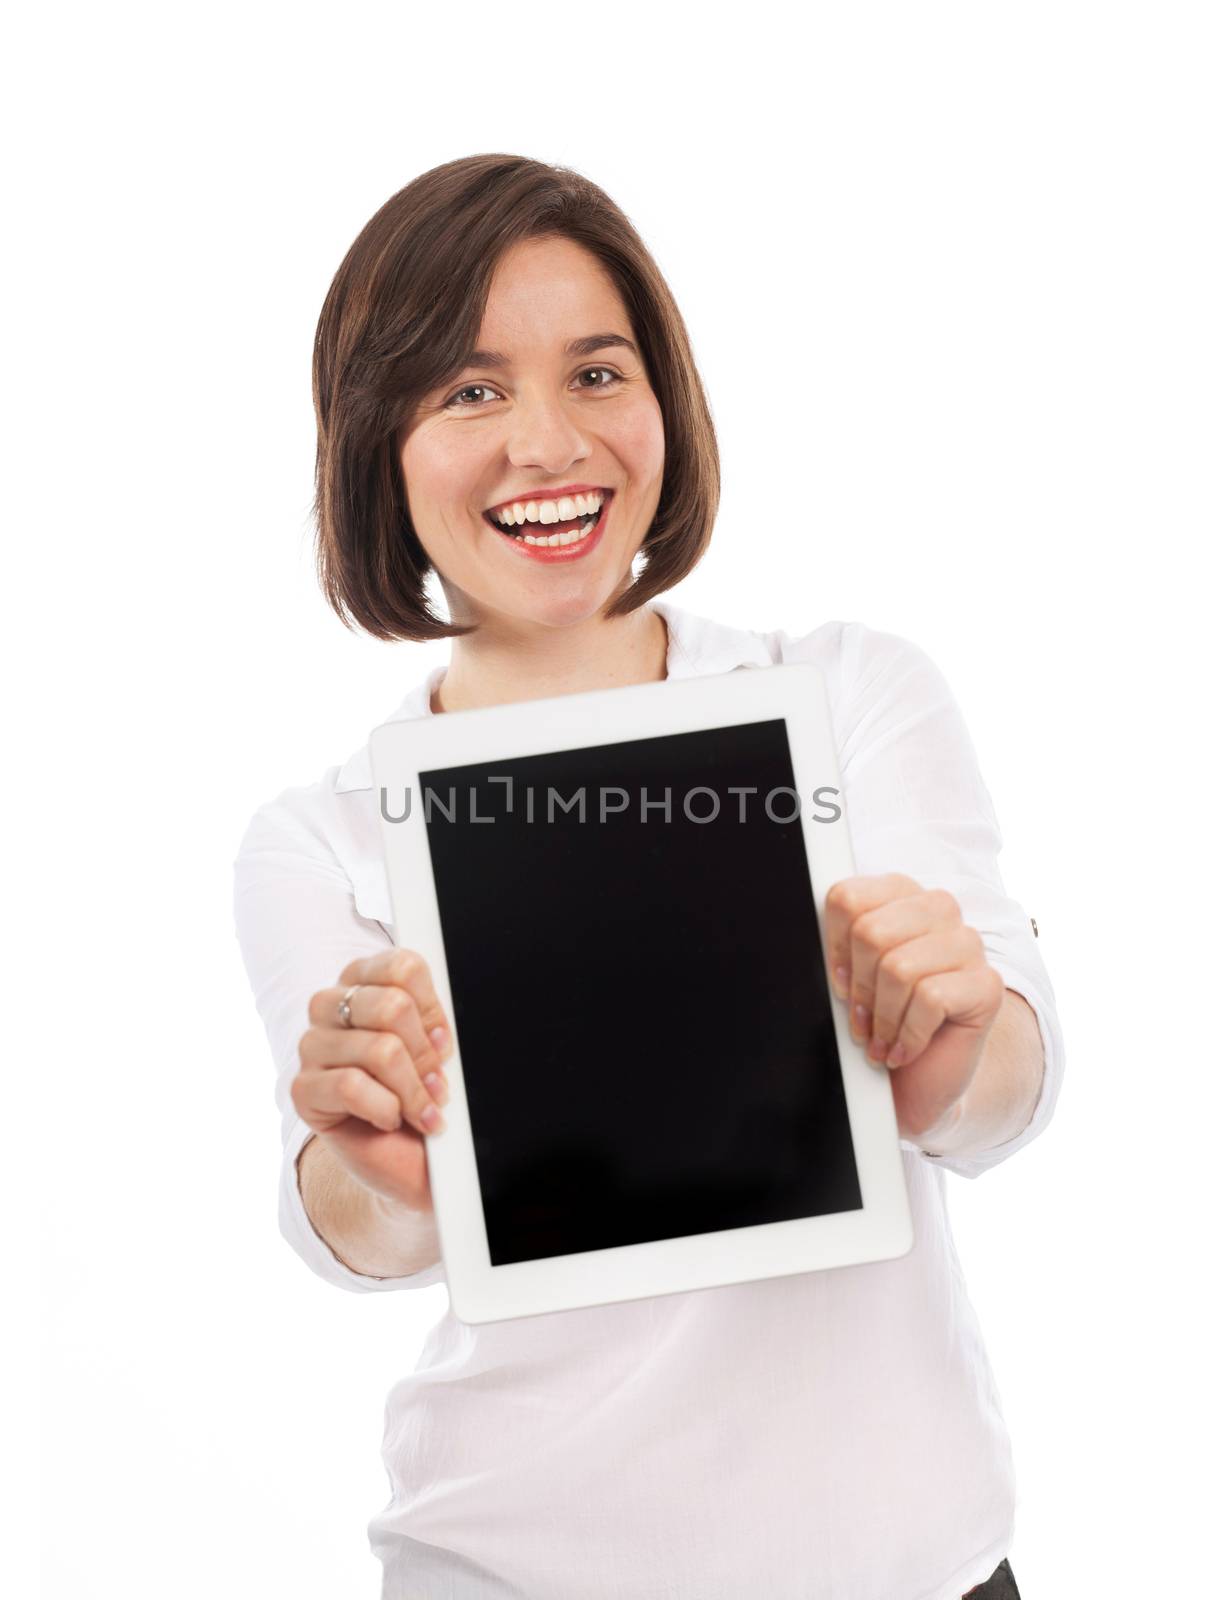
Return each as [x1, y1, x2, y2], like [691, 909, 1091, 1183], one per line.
[332, 596, 774, 794]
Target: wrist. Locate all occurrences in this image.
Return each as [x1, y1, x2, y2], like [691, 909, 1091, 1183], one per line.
[369, 1186, 435, 1228]
[912, 1095, 968, 1157]
[355, 1184, 440, 1278]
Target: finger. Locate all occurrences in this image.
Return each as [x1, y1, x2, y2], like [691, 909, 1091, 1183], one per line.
[866, 921, 985, 1064]
[824, 874, 921, 1003]
[836, 883, 952, 1043]
[299, 1063, 412, 1135]
[888, 964, 1005, 1068]
[337, 947, 451, 1048]
[299, 1026, 446, 1135]
[311, 982, 448, 1089]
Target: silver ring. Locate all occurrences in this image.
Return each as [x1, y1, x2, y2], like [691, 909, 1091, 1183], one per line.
[337, 985, 361, 1028]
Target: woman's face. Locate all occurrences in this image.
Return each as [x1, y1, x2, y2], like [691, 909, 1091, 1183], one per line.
[399, 234, 666, 631]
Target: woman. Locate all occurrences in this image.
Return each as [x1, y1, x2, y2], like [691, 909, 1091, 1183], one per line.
[233, 154, 1060, 1600]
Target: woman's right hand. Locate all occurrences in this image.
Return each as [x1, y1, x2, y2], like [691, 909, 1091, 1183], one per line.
[291, 948, 453, 1214]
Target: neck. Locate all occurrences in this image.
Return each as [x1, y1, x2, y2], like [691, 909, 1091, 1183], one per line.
[432, 602, 669, 715]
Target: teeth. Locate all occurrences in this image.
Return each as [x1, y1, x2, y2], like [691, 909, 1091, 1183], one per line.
[488, 490, 606, 528]
[521, 508, 601, 547]
[499, 505, 604, 550]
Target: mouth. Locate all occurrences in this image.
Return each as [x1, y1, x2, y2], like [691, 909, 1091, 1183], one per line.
[481, 487, 613, 550]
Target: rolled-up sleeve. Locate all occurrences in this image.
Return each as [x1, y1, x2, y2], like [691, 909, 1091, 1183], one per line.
[231, 790, 446, 1291]
[832, 622, 1066, 1180]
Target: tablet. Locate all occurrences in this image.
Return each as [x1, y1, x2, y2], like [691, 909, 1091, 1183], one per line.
[369, 661, 911, 1324]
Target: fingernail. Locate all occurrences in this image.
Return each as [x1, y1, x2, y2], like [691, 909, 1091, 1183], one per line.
[868, 1034, 889, 1062]
[424, 1072, 448, 1106]
[421, 1104, 445, 1133]
[834, 965, 851, 998]
[853, 1002, 870, 1037]
[888, 1041, 909, 1067]
[429, 1026, 447, 1051]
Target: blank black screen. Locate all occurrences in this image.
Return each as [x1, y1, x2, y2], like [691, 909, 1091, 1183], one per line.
[420, 718, 862, 1267]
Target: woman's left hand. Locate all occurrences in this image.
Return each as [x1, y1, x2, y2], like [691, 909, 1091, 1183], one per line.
[823, 873, 1006, 1144]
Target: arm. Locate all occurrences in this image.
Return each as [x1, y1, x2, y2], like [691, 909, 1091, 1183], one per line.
[233, 791, 447, 1293]
[297, 1133, 441, 1279]
[828, 621, 1066, 1178]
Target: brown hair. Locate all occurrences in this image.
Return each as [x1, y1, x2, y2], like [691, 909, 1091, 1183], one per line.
[311, 153, 719, 641]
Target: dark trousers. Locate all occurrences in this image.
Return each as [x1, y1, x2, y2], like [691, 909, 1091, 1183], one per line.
[963, 1558, 1020, 1599]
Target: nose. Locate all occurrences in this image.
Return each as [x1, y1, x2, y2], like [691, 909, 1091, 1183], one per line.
[505, 388, 591, 477]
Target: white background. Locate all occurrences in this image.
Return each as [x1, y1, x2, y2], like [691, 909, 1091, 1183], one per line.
[18, 2, 1210, 1595]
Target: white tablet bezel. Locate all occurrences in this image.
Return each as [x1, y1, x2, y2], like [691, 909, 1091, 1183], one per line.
[369, 660, 912, 1324]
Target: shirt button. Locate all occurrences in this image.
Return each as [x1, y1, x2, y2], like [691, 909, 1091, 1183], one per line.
[1030, 916, 1039, 938]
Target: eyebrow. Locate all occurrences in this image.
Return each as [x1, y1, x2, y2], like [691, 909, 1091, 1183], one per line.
[458, 333, 640, 370]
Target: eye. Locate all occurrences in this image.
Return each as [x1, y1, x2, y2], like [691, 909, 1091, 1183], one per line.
[444, 382, 505, 409]
[442, 366, 625, 410]
[573, 365, 624, 392]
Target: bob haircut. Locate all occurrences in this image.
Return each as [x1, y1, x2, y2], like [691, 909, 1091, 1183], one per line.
[311, 153, 720, 641]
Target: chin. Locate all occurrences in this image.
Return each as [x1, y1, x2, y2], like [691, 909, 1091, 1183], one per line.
[517, 591, 611, 629]
[448, 546, 638, 631]
[505, 569, 634, 629]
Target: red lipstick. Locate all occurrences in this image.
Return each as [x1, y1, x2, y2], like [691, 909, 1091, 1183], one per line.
[484, 490, 613, 565]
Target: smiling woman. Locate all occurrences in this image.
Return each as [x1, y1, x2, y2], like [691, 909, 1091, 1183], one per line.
[233, 152, 1061, 1600]
[311, 157, 718, 660]
[397, 232, 667, 629]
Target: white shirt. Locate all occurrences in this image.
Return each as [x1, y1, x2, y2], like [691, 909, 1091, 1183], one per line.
[232, 597, 1064, 1600]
